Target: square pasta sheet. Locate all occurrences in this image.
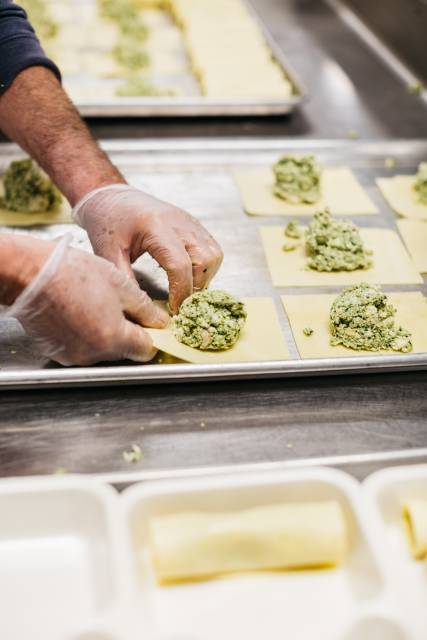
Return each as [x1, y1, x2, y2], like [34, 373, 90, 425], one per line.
[282, 292, 427, 359]
[0, 203, 72, 227]
[377, 175, 427, 220]
[233, 167, 378, 216]
[397, 219, 427, 273]
[146, 297, 290, 363]
[260, 226, 422, 287]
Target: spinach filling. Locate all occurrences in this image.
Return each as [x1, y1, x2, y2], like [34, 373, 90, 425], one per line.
[1, 159, 62, 214]
[330, 283, 412, 352]
[173, 290, 247, 351]
[305, 209, 372, 272]
[273, 155, 321, 204]
[414, 162, 427, 205]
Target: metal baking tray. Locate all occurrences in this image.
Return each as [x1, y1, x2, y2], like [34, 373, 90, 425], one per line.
[56, 0, 305, 117]
[0, 137, 427, 390]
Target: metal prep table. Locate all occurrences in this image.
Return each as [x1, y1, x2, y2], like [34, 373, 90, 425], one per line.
[1, 0, 427, 483]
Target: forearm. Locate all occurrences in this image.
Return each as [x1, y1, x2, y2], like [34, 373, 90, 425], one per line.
[0, 67, 125, 205]
[0, 233, 52, 305]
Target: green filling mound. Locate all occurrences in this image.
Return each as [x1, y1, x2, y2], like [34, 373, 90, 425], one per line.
[414, 162, 427, 205]
[116, 76, 174, 97]
[113, 38, 150, 70]
[305, 209, 372, 272]
[173, 290, 247, 351]
[329, 283, 412, 352]
[19, 0, 59, 41]
[99, 0, 149, 71]
[273, 155, 321, 204]
[1, 159, 62, 213]
[98, 0, 149, 39]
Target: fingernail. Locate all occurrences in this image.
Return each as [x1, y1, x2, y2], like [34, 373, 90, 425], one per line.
[167, 300, 176, 316]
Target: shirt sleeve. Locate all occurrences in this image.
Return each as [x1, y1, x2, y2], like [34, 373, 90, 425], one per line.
[0, 0, 61, 96]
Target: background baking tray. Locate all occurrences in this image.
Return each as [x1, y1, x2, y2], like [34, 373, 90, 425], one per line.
[0, 137, 426, 390]
[45, 0, 305, 117]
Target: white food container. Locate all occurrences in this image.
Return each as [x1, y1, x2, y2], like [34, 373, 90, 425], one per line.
[0, 465, 425, 639]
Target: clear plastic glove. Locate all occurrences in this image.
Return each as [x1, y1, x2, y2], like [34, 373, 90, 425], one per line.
[6, 235, 168, 366]
[72, 185, 224, 313]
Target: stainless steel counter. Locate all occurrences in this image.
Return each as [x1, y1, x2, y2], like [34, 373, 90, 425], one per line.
[1, 372, 427, 480]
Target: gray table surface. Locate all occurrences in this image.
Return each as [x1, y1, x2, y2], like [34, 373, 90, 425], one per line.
[1, 0, 427, 480]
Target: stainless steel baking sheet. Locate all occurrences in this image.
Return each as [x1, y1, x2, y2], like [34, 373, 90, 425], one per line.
[45, 0, 304, 117]
[1, 137, 427, 390]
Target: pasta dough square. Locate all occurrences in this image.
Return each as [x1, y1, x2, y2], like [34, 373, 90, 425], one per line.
[397, 220, 427, 273]
[146, 297, 290, 363]
[0, 202, 72, 227]
[281, 292, 427, 359]
[377, 176, 427, 220]
[260, 226, 422, 286]
[234, 167, 378, 216]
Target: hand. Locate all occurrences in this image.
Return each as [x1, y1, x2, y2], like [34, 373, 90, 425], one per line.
[72, 185, 224, 313]
[6, 235, 168, 366]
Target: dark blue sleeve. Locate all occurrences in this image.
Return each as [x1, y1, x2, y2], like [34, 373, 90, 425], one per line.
[0, 0, 61, 95]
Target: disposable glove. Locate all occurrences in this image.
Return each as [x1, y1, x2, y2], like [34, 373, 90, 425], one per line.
[6, 235, 168, 366]
[72, 185, 224, 313]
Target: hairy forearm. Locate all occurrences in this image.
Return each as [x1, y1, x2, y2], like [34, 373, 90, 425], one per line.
[0, 67, 125, 206]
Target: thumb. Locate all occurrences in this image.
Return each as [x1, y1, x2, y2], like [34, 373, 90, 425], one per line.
[91, 237, 136, 282]
[120, 278, 169, 328]
[118, 319, 158, 363]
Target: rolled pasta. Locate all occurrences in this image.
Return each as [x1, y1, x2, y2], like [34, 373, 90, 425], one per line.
[403, 498, 427, 559]
[148, 500, 348, 583]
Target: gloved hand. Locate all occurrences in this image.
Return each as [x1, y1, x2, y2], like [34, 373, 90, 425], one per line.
[72, 185, 224, 313]
[6, 235, 168, 366]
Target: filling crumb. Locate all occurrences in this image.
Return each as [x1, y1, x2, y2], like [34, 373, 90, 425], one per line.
[414, 162, 427, 205]
[284, 220, 302, 239]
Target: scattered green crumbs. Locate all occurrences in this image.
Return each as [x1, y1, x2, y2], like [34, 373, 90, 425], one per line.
[329, 283, 412, 352]
[284, 220, 302, 239]
[408, 81, 423, 96]
[0, 159, 62, 213]
[347, 129, 359, 140]
[303, 327, 314, 337]
[414, 162, 427, 205]
[54, 467, 68, 475]
[173, 290, 247, 351]
[122, 444, 143, 464]
[384, 157, 396, 169]
[282, 241, 298, 252]
[273, 155, 321, 204]
[305, 209, 372, 272]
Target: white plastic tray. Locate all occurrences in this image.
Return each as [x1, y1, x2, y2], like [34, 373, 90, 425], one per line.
[363, 464, 427, 639]
[0, 466, 425, 640]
